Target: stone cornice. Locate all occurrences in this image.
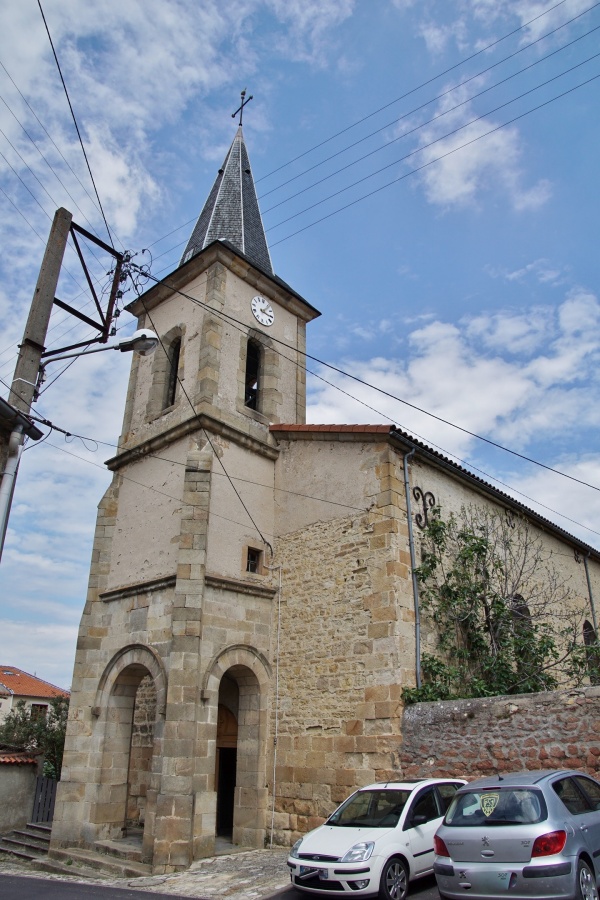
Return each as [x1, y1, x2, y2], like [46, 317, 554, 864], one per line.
[106, 410, 279, 470]
[204, 573, 277, 600]
[100, 574, 177, 603]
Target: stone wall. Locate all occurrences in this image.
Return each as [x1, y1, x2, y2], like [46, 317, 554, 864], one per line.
[128, 675, 157, 826]
[399, 685, 600, 781]
[0, 764, 38, 832]
[271, 458, 414, 846]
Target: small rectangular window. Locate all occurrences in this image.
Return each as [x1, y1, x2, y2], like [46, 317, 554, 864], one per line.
[30, 704, 48, 721]
[246, 547, 262, 574]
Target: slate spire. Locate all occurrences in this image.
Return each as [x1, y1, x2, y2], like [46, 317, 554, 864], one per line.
[180, 126, 273, 275]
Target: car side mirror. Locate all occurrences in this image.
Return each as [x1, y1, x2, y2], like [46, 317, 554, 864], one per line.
[411, 814, 428, 827]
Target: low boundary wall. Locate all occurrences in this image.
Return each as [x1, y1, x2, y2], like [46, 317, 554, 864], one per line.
[399, 685, 600, 781]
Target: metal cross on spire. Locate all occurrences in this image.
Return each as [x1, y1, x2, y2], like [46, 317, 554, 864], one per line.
[232, 89, 253, 126]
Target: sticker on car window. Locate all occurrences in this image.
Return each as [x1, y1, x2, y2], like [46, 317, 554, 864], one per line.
[481, 794, 500, 817]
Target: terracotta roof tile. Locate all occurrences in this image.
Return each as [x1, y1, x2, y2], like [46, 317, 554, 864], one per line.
[270, 423, 393, 435]
[0, 752, 37, 765]
[0, 666, 69, 699]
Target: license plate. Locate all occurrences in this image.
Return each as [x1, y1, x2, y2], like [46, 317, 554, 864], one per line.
[299, 866, 328, 880]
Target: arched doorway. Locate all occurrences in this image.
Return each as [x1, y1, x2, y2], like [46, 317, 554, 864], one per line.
[202, 647, 270, 851]
[91, 645, 166, 856]
[216, 697, 238, 836]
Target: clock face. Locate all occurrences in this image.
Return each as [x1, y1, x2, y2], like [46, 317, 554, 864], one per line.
[251, 295, 274, 327]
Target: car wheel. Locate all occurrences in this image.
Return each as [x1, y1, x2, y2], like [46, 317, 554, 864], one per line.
[578, 860, 599, 900]
[379, 857, 408, 900]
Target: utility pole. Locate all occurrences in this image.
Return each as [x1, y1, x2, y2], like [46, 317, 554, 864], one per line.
[0, 207, 72, 560]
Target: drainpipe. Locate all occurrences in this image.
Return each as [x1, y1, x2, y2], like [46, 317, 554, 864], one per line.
[403, 448, 421, 689]
[584, 554, 598, 634]
[265, 563, 282, 848]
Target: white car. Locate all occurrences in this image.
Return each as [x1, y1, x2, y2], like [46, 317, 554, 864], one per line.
[287, 777, 466, 899]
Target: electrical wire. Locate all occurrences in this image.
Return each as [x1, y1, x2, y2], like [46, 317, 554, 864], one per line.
[256, 0, 577, 183]
[128, 263, 600, 499]
[269, 71, 600, 246]
[262, 31, 600, 215]
[259, 6, 600, 204]
[134, 289, 274, 553]
[267, 63, 600, 232]
[0, 58, 105, 217]
[36, 0, 115, 249]
[23, 396, 600, 545]
[121, 0, 595, 263]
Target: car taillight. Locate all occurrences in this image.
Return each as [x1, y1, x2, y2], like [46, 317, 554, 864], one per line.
[434, 834, 450, 857]
[531, 830, 567, 857]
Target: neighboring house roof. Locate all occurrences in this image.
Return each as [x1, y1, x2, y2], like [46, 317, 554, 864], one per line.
[0, 666, 69, 699]
[269, 423, 600, 562]
[180, 126, 273, 275]
[0, 750, 38, 766]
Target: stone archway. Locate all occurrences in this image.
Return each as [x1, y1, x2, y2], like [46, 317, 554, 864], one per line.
[202, 645, 271, 850]
[90, 645, 167, 860]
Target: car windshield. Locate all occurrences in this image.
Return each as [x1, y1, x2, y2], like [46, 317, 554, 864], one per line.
[328, 789, 411, 828]
[445, 789, 547, 827]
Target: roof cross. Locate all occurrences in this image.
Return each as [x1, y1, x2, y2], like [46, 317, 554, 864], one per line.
[232, 89, 253, 126]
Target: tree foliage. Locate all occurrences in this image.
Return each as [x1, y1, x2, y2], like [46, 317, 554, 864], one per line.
[0, 695, 69, 779]
[403, 505, 588, 703]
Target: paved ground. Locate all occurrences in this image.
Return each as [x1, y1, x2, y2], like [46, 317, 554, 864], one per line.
[0, 848, 292, 899]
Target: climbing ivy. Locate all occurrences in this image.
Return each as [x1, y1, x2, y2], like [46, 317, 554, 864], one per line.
[403, 505, 587, 703]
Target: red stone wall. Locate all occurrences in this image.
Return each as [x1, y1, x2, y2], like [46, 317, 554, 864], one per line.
[399, 686, 600, 781]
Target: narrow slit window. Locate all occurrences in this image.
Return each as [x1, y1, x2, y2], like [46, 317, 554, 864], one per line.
[245, 340, 261, 410]
[165, 337, 181, 408]
[584, 620, 600, 685]
[246, 547, 261, 574]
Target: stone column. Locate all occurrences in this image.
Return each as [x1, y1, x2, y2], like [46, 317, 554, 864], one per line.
[152, 444, 212, 872]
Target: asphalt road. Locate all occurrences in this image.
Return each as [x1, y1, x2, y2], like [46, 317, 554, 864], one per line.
[0, 869, 441, 900]
[264, 872, 440, 900]
[0, 874, 192, 900]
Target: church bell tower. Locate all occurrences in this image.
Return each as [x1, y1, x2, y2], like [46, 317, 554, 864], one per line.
[51, 100, 320, 872]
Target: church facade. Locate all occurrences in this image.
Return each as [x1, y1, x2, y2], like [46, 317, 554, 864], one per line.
[50, 126, 600, 873]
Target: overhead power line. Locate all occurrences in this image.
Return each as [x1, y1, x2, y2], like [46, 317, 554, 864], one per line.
[262, 23, 600, 213]
[128, 263, 600, 500]
[37, 0, 115, 248]
[255, 0, 582, 184]
[126, 0, 597, 263]
[269, 71, 600, 246]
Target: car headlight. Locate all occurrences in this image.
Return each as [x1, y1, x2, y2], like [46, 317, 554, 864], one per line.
[290, 839, 303, 859]
[342, 841, 375, 863]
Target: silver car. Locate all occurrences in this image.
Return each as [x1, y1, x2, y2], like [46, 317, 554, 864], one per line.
[434, 770, 600, 900]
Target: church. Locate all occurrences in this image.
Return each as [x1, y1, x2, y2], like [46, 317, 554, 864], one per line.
[50, 120, 600, 873]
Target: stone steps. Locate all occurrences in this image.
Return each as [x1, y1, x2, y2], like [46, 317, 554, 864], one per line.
[49, 842, 151, 879]
[0, 822, 51, 861]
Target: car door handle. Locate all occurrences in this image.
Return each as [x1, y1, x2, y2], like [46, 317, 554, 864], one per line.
[580, 826, 588, 832]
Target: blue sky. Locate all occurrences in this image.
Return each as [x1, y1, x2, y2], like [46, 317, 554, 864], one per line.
[0, 0, 599, 690]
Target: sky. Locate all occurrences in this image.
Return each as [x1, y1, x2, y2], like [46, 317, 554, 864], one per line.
[0, 0, 599, 691]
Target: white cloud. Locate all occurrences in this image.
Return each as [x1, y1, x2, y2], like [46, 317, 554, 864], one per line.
[409, 81, 552, 210]
[490, 258, 567, 285]
[0, 620, 78, 690]
[308, 289, 600, 466]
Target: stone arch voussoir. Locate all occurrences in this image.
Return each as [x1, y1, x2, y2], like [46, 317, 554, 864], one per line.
[92, 643, 167, 718]
[202, 644, 271, 703]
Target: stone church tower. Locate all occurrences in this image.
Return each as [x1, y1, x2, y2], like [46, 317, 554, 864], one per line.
[51, 125, 321, 870]
[51, 122, 600, 876]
